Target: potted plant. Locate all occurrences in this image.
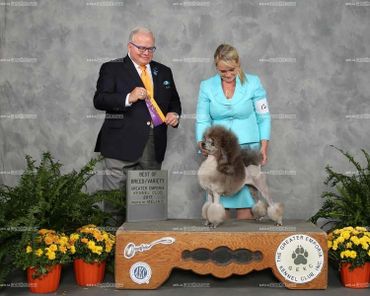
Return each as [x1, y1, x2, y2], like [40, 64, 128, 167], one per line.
[327, 226, 370, 288]
[311, 146, 370, 230]
[0, 152, 124, 286]
[15, 229, 72, 293]
[311, 147, 370, 287]
[69, 224, 115, 286]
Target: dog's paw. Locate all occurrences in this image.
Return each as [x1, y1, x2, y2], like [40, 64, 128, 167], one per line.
[203, 220, 212, 227]
[209, 223, 217, 229]
[206, 203, 226, 228]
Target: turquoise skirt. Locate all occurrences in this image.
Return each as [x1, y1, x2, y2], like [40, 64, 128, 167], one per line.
[220, 142, 260, 209]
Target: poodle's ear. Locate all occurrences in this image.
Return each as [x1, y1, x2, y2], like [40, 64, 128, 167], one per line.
[217, 148, 235, 175]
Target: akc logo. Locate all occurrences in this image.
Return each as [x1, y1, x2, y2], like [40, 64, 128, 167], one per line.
[275, 234, 324, 284]
[129, 262, 152, 284]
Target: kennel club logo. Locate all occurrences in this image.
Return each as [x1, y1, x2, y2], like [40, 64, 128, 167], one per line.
[275, 234, 324, 284]
[129, 261, 152, 284]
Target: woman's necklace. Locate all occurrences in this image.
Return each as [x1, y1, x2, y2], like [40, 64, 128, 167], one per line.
[222, 80, 236, 99]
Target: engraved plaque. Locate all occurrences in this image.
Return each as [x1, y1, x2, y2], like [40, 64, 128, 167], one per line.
[126, 170, 168, 222]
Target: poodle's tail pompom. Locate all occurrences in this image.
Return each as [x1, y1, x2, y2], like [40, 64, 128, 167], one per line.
[241, 149, 262, 166]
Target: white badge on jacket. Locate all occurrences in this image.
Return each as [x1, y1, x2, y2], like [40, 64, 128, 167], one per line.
[255, 98, 269, 114]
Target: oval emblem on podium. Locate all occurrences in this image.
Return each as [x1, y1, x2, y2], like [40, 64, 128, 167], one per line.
[129, 261, 152, 284]
[275, 234, 324, 284]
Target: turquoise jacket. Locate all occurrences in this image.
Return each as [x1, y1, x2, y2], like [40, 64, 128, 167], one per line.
[195, 73, 271, 144]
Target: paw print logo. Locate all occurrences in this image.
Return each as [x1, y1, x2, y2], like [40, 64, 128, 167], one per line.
[291, 245, 309, 265]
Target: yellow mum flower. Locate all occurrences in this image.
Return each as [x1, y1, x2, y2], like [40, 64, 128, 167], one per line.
[83, 224, 97, 229]
[44, 235, 54, 245]
[103, 233, 109, 241]
[93, 233, 104, 242]
[341, 231, 350, 240]
[70, 233, 80, 241]
[49, 244, 58, 252]
[59, 236, 68, 246]
[87, 241, 96, 250]
[81, 238, 89, 244]
[109, 234, 115, 243]
[336, 236, 345, 243]
[350, 236, 360, 245]
[59, 245, 67, 254]
[346, 242, 352, 249]
[80, 225, 97, 234]
[332, 242, 338, 251]
[92, 246, 103, 255]
[35, 249, 43, 257]
[359, 236, 368, 244]
[355, 226, 367, 232]
[349, 250, 357, 259]
[70, 245, 76, 254]
[105, 244, 112, 253]
[47, 251, 56, 260]
[26, 246, 32, 253]
[39, 229, 55, 235]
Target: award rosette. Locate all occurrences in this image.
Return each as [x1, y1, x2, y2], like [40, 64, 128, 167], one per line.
[145, 96, 165, 126]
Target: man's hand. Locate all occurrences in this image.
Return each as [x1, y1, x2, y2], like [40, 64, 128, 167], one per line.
[165, 112, 180, 127]
[128, 87, 148, 104]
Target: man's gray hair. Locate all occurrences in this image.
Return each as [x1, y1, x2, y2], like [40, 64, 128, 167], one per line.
[128, 27, 154, 42]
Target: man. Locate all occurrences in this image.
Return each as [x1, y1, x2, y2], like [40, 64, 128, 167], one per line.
[94, 27, 182, 192]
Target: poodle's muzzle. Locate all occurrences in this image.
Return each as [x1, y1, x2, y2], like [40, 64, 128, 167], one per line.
[201, 138, 217, 155]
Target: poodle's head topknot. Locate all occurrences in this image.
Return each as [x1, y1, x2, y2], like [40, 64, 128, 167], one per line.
[201, 126, 242, 171]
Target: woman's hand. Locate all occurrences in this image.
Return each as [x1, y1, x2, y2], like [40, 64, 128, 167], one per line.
[260, 140, 269, 166]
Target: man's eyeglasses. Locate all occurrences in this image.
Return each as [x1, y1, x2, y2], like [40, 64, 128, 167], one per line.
[129, 42, 156, 53]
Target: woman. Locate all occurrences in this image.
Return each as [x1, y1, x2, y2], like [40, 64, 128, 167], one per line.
[195, 44, 271, 219]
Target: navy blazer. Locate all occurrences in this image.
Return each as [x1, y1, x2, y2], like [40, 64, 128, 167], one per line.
[94, 56, 181, 162]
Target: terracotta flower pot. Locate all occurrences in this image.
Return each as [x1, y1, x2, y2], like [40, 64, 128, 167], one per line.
[73, 258, 106, 286]
[340, 262, 369, 288]
[27, 264, 61, 293]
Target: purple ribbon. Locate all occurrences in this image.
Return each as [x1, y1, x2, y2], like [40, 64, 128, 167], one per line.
[145, 99, 164, 127]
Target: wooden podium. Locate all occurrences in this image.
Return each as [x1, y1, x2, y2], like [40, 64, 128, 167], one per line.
[115, 219, 327, 289]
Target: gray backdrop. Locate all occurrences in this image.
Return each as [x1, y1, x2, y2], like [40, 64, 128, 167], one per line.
[1, 0, 369, 220]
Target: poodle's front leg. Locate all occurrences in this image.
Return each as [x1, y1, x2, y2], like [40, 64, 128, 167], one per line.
[206, 192, 226, 228]
[202, 191, 213, 226]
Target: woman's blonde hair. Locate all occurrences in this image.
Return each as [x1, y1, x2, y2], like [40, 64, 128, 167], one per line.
[214, 44, 246, 84]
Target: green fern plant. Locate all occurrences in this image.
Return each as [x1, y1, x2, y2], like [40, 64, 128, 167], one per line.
[311, 146, 370, 230]
[0, 152, 125, 285]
